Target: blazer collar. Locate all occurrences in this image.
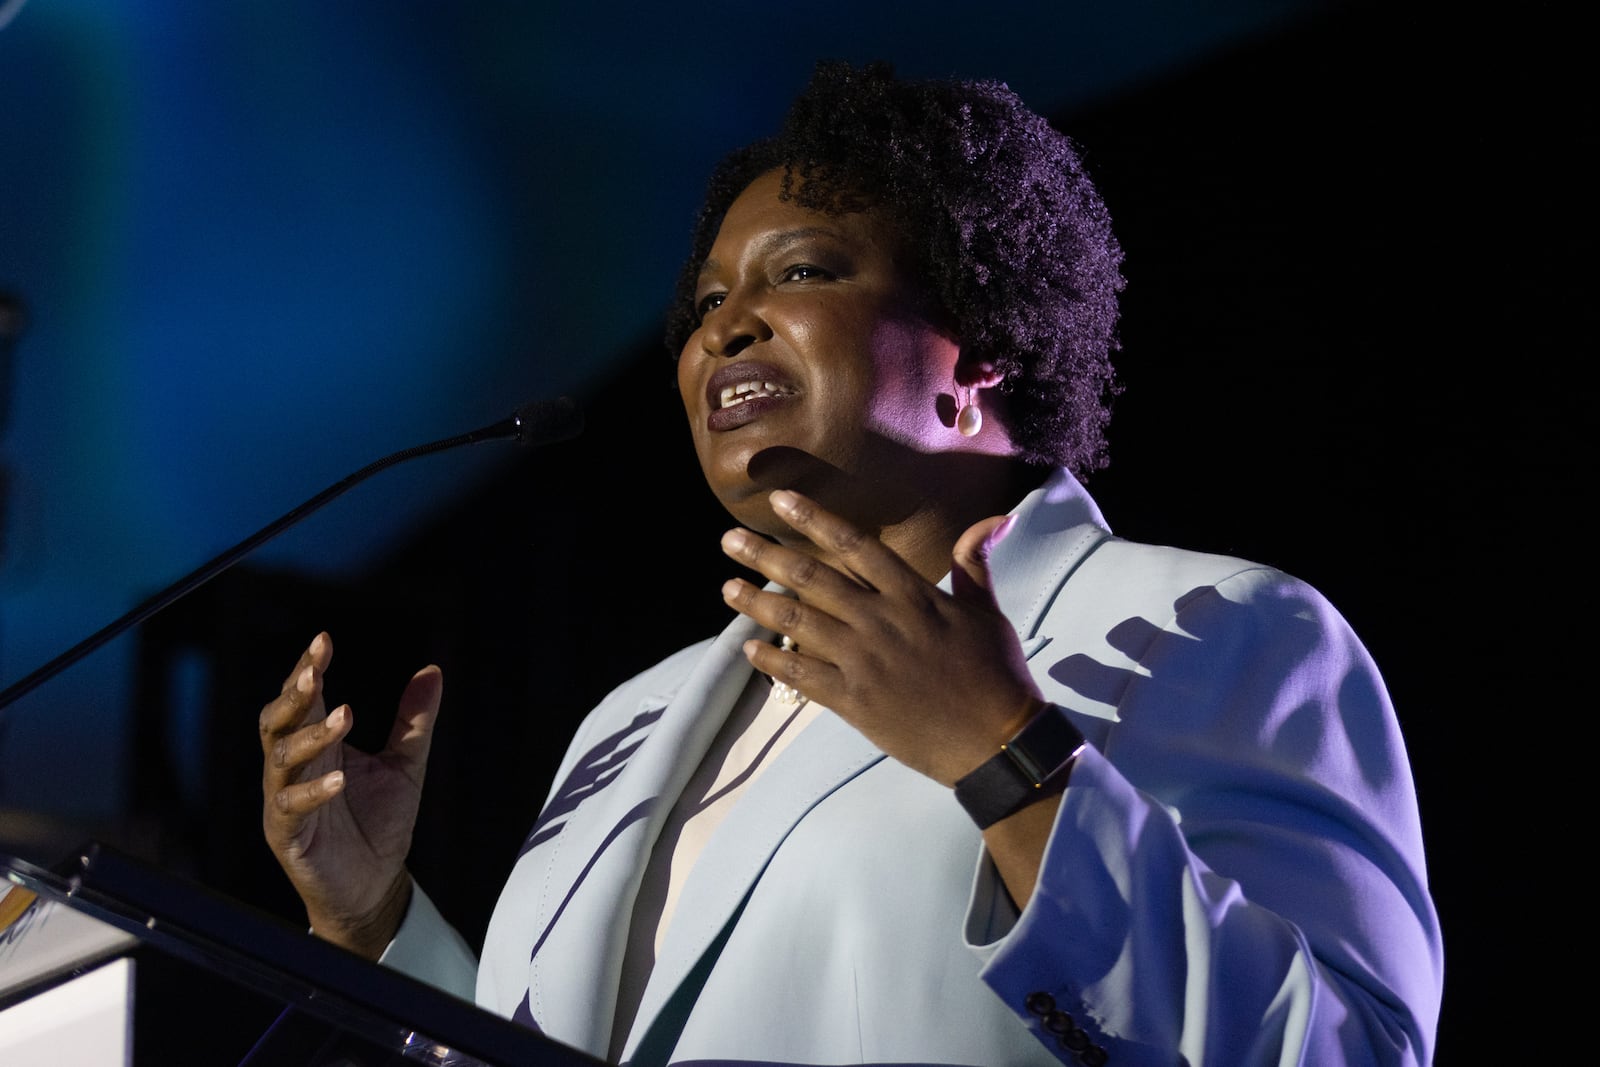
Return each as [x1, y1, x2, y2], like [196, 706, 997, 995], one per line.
[947, 466, 1112, 647]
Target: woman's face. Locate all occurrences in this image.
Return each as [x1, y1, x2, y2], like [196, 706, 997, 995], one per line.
[676, 169, 966, 540]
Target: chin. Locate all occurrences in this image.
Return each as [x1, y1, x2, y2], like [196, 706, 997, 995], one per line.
[702, 442, 859, 531]
[709, 482, 780, 534]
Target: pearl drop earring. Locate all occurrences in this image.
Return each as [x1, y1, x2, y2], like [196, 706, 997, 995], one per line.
[956, 384, 983, 437]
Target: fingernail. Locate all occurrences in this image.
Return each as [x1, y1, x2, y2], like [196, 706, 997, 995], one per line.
[722, 578, 742, 601]
[722, 529, 750, 553]
[309, 633, 326, 658]
[770, 490, 798, 515]
[327, 705, 346, 730]
[297, 666, 315, 694]
[324, 771, 344, 793]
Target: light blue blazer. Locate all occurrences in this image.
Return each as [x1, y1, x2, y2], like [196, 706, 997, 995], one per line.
[384, 469, 1442, 1066]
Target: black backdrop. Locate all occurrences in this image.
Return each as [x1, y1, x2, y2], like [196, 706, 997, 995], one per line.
[118, 6, 1585, 1061]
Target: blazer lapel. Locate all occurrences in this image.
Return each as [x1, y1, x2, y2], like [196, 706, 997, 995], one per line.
[988, 467, 1112, 642]
[526, 614, 765, 1052]
[923, 468, 1110, 661]
[622, 708, 884, 1062]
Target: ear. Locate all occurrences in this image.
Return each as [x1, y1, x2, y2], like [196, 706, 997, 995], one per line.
[953, 354, 1005, 390]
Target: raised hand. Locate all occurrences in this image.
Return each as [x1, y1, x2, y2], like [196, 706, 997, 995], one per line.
[718, 489, 1045, 787]
[258, 632, 442, 959]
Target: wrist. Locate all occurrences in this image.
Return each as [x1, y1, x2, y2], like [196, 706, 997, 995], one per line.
[312, 871, 413, 961]
[953, 703, 1085, 830]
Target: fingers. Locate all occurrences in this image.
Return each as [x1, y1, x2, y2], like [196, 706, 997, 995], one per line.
[263, 707, 348, 849]
[265, 704, 352, 781]
[260, 634, 342, 812]
[270, 767, 346, 821]
[278, 631, 333, 692]
[259, 651, 329, 752]
[765, 490, 923, 597]
[720, 573, 849, 647]
[382, 666, 444, 783]
[722, 573, 849, 707]
[720, 525, 865, 604]
[719, 491, 923, 618]
[719, 489, 935, 671]
[740, 635, 842, 704]
[950, 514, 1016, 604]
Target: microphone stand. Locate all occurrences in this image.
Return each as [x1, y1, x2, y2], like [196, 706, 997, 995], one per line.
[0, 396, 582, 713]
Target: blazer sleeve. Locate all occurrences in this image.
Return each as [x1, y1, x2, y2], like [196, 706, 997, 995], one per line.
[378, 881, 480, 1003]
[376, 697, 620, 1010]
[968, 564, 1443, 1066]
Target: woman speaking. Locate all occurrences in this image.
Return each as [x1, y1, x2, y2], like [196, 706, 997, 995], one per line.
[258, 62, 1442, 1066]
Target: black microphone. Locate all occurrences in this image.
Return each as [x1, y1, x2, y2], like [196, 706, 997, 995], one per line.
[0, 396, 584, 713]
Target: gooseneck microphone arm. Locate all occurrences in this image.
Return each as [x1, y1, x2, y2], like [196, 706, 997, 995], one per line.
[0, 396, 583, 713]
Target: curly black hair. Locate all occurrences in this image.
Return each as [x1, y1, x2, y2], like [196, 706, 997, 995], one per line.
[665, 60, 1126, 475]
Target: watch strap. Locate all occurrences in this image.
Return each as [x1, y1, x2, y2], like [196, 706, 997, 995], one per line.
[954, 703, 1086, 830]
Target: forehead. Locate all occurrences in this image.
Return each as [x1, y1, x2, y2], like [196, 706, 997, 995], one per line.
[701, 169, 901, 272]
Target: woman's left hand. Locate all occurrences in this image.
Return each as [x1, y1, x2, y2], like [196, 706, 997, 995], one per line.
[720, 489, 1045, 786]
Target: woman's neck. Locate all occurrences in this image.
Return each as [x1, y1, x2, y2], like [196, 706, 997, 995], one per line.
[783, 456, 1047, 583]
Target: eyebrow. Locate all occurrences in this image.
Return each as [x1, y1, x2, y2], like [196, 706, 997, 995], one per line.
[697, 226, 841, 280]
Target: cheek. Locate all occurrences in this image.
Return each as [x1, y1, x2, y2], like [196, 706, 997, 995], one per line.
[863, 323, 958, 431]
[677, 353, 713, 444]
[675, 344, 697, 406]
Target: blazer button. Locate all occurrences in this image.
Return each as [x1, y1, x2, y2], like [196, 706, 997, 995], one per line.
[1024, 991, 1056, 1016]
[1079, 1044, 1109, 1066]
[1043, 1010, 1076, 1035]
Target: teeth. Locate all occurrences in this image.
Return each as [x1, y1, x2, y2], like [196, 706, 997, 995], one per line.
[718, 381, 791, 409]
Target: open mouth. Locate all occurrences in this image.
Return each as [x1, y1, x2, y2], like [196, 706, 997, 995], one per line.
[705, 362, 799, 431]
[718, 379, 796, 410]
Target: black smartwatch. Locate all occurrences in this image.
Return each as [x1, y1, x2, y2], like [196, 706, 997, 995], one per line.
[954, 703, 1086, 830]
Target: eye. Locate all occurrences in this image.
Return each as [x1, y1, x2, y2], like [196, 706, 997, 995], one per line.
[780, 264, 833, 283]
[695, 291, 726, 320]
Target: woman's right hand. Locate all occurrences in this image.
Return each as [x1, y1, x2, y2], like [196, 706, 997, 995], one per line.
[258, 632, 443, 960]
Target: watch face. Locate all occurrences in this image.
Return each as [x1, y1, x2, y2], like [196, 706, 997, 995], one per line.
[956, 705, 1086, 829]
[1006, 704, 1087, 785]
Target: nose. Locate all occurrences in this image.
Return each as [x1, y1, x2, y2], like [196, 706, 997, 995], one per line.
[699, 288, 772, 358]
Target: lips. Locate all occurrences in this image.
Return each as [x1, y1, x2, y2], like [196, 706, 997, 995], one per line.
[704, 361, 799, 432]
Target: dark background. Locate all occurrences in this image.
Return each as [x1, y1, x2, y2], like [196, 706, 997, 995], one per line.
[4, 4, 1587, 1061]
